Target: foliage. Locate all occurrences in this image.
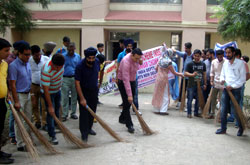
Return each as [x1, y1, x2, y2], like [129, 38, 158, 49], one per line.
[214, 0, 250, 42]
[0, 0, 50, 35]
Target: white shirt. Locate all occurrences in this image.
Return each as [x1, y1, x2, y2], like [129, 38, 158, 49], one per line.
[220, 58, 246, 89]
[29, 55, 50, 85]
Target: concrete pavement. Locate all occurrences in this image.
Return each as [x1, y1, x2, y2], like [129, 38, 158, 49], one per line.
[2, 93, 250, 165]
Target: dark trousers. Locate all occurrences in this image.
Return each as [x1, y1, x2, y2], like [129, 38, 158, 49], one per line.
[178, 78, 188, 102]
[79, 88, 98, 140]
[220, 87, 243, 131]
[118, 80, 135, 128]
[0, 98, 7, 149]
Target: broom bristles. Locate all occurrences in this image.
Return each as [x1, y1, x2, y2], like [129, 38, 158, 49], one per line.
[132, 103, 154, 135]
[18, 111, 61, 154]
[202, 88, 214, 118]
[86, 106, 125, 142]
[180, 78, 186, 112]
[227, 89, 247, 130]
[197, 80, 205, 111]
[214, 108, 221, 124]
[8, 101, 39, 161]
[52, 114, 91, 148]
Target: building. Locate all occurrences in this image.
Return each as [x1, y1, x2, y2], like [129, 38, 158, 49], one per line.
[2, 0, 250, 94]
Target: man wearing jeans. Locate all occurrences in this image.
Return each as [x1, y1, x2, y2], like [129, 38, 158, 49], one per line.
[216, 46, 246, 136]
[61, 42, 81, 122]
[9, 42, 32, 151]
[41, 54, 65, 145]
[184, 49, 206, 118]
[117, 48, 143, 133]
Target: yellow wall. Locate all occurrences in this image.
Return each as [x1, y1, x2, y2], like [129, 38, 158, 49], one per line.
[139, 31, 171, 51]
[210, 33, 250, 96]
[23, 29, 81, 56]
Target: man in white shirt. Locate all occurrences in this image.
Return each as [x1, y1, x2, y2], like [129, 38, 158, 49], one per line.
[29, 45, 49, 130]
[216, 46, 246, 136]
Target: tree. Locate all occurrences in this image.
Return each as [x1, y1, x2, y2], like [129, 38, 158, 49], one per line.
[215, 0, 250, 42]
[0, 0, 50, 35]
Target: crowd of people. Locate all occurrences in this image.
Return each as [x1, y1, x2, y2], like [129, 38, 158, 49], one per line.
[0, 36, 249, 164]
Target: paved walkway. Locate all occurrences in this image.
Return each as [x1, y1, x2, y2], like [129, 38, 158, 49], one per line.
[3, 94, 250, 165]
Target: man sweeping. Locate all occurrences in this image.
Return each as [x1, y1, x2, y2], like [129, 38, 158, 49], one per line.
[75, 47, 100, 142]
[117, 48, 143, 133]
[216, 46, 246, 136]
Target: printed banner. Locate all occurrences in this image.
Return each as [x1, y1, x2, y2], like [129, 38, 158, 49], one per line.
[99, 46, 162, 95]
[214, 41, 238, 56]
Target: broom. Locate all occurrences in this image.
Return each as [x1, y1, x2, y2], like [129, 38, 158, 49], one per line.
[226, 88, 247, 130]
[202, 88, 214, 118]
[132, 103, 154, 135]
[214, 107, 221, 124]
[18, 110, 61, 154]
[179, 78, 186, 112]
[85, 105, 125, 142]
[197, 80, 205, 110]
[8, 101, 39, 161]
[52, 114, 91, 148]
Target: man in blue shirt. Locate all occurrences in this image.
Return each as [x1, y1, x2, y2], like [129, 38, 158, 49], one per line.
[172, 42, 193, 108]
[61, 42, 81, 122]
[8, 42, 32, 152]
[56, 36, 70, 55]
[75, 47, 100, 142]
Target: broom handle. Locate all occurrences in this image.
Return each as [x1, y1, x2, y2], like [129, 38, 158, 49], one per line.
[180, 78, 186, 112]
[85, 105, 124, 142]
[226, 89, 247, 130]
[197, 80, 205, 110]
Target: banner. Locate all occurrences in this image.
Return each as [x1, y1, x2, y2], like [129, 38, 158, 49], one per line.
[99, 46, 162, 95]
[214, 41, 238, 56]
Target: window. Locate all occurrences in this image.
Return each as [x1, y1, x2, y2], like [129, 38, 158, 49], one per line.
[110, 0, 182, 4]
[207, 0, 224, 5]
[110, 32, 139, 41]
[171, 33, 181, 50]
[205, 33, 211, 49]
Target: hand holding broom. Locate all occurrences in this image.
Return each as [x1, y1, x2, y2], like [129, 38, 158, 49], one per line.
[131, 103, 154, 135]
[8, 101, 39, 161]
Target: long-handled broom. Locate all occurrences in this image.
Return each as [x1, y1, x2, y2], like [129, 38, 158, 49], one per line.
[85, 105, 125, 142]
[202, 88, 214, 118]
[52, 114, 91, 148]
[8, 101, 39, 161]
[132, 103, 154, 135]
[18, 110, 61, 154]
[226, 88, 247, 130]
[180, 78, 186, 112]
[197, 80, 205, 111]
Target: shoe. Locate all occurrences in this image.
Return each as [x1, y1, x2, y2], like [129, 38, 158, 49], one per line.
[187, 114, 192, 118]
[216, 102, 220, 109]
[17, 146, 27, 152]
[0, 151, 12, 158]
[194, 114, 202, 118]
[237, 128, 243, 136]
[159, 112, 169, 115]
[97, 101, 103, 105]
[10, 137, 16, 145]
[176, 102, 181, 108]
[42, 125, 48, 131]
[0, 157, 14, 164]
[35, 123, 41, 129]
[132, 110, 142, 116]
[70, 114, 78, 120]
[50, 137, 59, 145]
[184, 108, 187, 112]
[89, 129, 96, 135]
[215, 129, 226, 134]
[62, 117, 67, 122]
[127, 126, 135, 133]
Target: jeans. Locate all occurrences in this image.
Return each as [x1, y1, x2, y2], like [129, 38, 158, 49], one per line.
[220, 87, 243, 131]
[8, 110, 15, 138]
[43, 91, 61, 138]
[169, 79, 178, 100]
[61, 77, 77, 118]
[187, 86, 199, 115]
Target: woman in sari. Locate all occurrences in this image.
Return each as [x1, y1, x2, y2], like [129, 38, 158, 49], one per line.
[152, 44, 183, 115]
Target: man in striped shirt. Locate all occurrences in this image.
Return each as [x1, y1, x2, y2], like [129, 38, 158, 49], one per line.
[41, 54, 65, 145]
